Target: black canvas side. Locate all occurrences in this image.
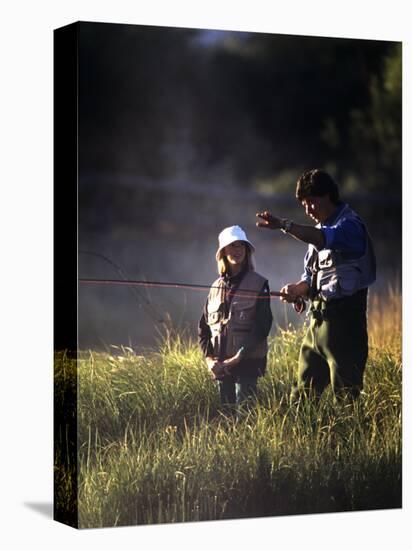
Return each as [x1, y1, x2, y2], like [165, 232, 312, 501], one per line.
[53, 21, 79, 529]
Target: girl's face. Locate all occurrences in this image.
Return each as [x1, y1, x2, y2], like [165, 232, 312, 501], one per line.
[223, 240, 247, 267]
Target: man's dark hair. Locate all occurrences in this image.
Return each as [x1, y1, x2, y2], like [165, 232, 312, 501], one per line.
[296, 169, 340, 205]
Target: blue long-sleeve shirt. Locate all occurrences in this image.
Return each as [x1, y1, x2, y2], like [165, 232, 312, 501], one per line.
[301, 202, 367, 285]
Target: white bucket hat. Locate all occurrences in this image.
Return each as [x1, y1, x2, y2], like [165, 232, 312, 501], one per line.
[215, 225, 255, 260]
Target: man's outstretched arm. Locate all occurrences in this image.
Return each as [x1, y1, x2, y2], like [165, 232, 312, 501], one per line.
[256, 211, 325, 250]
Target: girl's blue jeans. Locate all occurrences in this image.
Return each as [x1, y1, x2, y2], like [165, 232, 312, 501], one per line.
[218, 376, 258, 410]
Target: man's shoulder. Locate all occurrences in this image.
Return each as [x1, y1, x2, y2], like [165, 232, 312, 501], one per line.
[323, 205, 366, 239]
[336, 204, 364, 225]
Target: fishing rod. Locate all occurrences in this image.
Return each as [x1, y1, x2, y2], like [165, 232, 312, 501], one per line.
[78, 277, 306, 313]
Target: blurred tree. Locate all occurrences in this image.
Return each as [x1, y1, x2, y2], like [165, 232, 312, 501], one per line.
[200, 33, 394, 190]
[79, 23, 200, 180]
[78, 23, 400, 196]
[347, 43, 402, 193]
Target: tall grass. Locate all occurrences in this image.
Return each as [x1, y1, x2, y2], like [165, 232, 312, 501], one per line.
[54, 287, 402, 528]
[368, 284, 402, 350]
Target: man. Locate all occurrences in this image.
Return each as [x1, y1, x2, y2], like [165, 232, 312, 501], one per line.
[256, 168, 376, 401]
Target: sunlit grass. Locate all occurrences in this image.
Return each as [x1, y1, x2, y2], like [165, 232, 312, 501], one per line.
[54, 286, 402, 528]
[368, 284, 402, 351]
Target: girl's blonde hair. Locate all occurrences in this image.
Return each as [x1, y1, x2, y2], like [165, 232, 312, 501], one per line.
[217, 243, 255, 275]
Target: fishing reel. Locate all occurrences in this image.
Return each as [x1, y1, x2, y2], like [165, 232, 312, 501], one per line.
[293, 296, 306, 314]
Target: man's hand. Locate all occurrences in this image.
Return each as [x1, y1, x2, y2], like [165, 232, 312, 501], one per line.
[256, 211, 283, 230]
[280, 281, 310, 303]
[256, 210, 325, 249]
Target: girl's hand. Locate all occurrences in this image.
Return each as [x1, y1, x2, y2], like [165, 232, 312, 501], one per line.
[221, 349, 243, 374]
[206, 356, 219, 369]
[206, 357, 224, 380]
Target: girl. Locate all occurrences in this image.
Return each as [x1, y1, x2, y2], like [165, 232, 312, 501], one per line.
[198, 225, 273, 411]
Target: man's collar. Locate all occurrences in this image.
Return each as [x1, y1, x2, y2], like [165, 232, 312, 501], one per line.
[322, 202, 346, 226]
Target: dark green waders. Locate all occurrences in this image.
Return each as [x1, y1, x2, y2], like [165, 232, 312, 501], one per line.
[291, 289, 369, 402]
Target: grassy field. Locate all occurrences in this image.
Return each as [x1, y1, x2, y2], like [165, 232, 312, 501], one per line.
[54, 288, 402, 528]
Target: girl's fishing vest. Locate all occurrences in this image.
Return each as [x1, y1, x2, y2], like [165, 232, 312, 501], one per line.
[206, 271, 268, 359]
[308, 205, 376, 301]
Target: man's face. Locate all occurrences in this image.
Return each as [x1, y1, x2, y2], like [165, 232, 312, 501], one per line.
[301, 195, 334, 224]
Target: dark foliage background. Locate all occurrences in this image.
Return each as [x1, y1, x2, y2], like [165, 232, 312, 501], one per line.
[79, 23, 401, 192]
[77, 23, 402, 349]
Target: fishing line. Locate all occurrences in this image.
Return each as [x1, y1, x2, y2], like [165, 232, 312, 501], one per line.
[79, 251, 306, 313]
[79, 250, 168, 324]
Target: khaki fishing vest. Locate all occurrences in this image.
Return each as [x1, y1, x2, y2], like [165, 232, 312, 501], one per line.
[206, 271, 268, 359]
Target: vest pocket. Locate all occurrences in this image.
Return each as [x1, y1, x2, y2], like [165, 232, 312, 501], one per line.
[318, 268, 339, 299]
[208, 311, 222, 324]
[319, 265, 361, 298]
[231, 301, 256, 326]
[337, 265, 361, 295]
[318, 249, 334, 269]
[207, 301, 223, 325]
